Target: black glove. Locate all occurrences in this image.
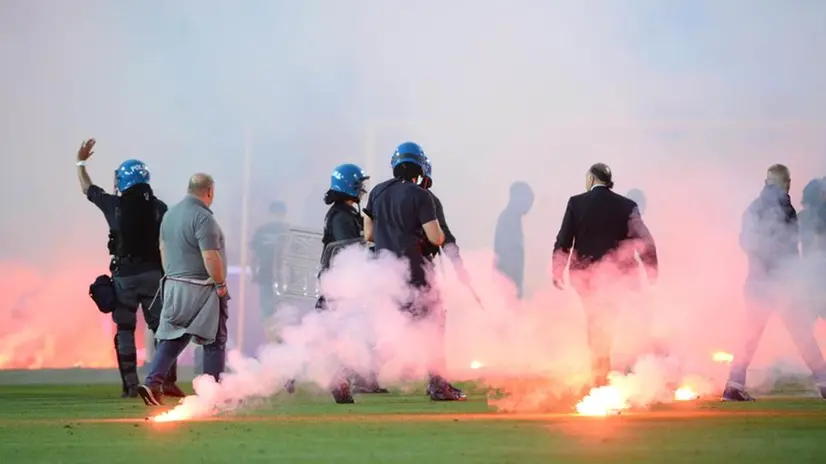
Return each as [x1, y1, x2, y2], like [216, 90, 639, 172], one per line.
[419, 239, 440, 260]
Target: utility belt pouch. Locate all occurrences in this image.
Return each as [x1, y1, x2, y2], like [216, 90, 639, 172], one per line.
[89, 274, 117, 314]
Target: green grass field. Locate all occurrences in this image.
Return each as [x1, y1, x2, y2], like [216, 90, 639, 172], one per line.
[2, 383, 826, 463]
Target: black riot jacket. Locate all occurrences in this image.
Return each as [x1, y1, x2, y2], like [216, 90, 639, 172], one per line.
[319, 202, 365, 271]
[107, 198, 166, 275]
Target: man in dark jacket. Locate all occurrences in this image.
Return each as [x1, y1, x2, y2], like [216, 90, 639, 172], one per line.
[552, 163, 658, 387]
[723, 165, 826, 401]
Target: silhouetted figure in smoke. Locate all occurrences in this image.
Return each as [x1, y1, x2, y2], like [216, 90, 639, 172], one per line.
[251, 201, 289, 325]
[799, 178, 826, 257]
[620, 187, 668, 367]
[723, 165, 826, 402]
[493, 182, 534, 299]
[798, 178, 826, 324]
[551, 163, 658, 388]
[625, 188, 647, 216]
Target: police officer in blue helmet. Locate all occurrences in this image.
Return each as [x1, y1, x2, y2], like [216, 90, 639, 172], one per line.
[362, 142, 467, 401]
[321, 163, 371, 266]
[76, 138, 183, 399]
[313, 163, 389, 402]
[418, 156, 471, 283]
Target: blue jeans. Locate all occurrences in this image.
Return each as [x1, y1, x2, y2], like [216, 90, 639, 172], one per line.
[145, 296, 229, 389]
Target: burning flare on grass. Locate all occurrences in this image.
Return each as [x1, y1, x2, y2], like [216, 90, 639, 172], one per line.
[712, 351, 734, 364]
[574, 356, 711, 415]
[148, 377, 225, 423]
[575, 385, 628, 416]
[149, 406, 194, 423]
[674, 385, 699, 401]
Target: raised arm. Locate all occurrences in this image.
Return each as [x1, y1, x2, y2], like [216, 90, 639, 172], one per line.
[76, 139, 96, 195]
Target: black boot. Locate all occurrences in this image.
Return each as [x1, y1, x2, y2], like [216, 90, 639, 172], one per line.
[115, 332, 140, 398]
[331, 381, 355, 404]
[428, 375, 467, 401]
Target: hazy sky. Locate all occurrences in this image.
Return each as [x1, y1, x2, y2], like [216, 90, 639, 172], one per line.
[2, 0, 826, 375]
[1, 0, 824, 270]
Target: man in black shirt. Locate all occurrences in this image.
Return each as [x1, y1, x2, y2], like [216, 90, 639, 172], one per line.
[76, 138, 183, 398]
[251, 201, 289, 326]
[494, 182, 534, 299]
[363, 142, 466, 401]
[552, 163, 658, 387]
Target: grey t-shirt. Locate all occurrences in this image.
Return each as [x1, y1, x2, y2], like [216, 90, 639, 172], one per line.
[160, 195, 227, 280]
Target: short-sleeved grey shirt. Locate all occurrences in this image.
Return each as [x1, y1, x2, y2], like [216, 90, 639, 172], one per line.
[160, 195, 227, 279]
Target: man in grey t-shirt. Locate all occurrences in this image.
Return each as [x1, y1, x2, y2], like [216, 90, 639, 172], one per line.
[138, 173, 230, 406]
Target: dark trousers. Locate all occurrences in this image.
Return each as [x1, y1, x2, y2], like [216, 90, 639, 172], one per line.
[570, 271, 628, 387]
[259, 277, 275, 321]
[112, 270, 177, 391]
[728, 278, 826, 390]
[144, 296, 229, 389]
[404, 260, 449, 386]
[494, 257, 524, 300]
[579, 293, 619, 387]
[316, 293, 382, 392]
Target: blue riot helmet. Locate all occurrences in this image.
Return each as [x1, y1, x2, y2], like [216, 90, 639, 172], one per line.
[330, 163, 370, 199]
[115, 159, 151, 193]
[390, 141, 427, 170]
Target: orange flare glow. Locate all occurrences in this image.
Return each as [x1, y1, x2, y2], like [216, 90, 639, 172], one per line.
[149, 407, 192, 423]
[575, 385, 628, 416]
[148, 399, 199, 423]
[470, 360, 484, 369]
[712, 351, 734, 364]
[674, 385, 699, 401]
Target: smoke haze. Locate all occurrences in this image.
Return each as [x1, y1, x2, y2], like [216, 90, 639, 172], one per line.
[2, 1, 826, 410]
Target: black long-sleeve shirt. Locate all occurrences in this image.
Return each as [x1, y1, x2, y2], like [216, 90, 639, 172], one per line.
[430, 192, 456, 246]
[428, 191, 462, 262]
